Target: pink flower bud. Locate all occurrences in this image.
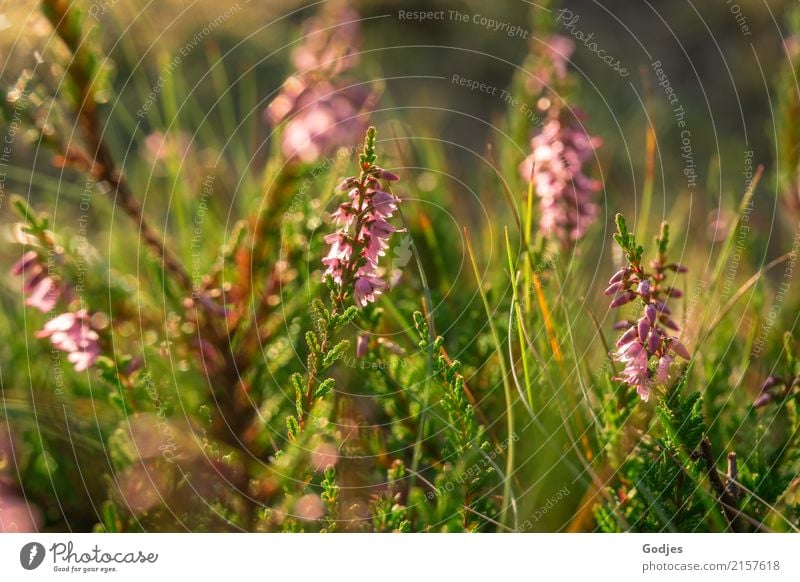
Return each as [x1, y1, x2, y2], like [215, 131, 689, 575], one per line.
[10, 250, 38, 276]
[35, 310, 100, 372]
[610, 292, 636, 308]
[618, 340, 643, 358]
[758, 375, 784, 393]
[608, 269, 627, 285]
[670, 339, 691, 360]
[645, 303, 657, 325]
[753, 392, 774, 408]
[616, 325, 638, 347]
[647, 330, 661, 354]
[660, 316, 680, 331]
[337, 177, 359, 191]
[656, 355, 673, 385]
[637, 317, 650, 342]
[379, 169, 399, 181]
[356, 334, 369, 358]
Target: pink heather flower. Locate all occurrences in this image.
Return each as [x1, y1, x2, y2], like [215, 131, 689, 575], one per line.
[330, 203, 355, 227]
[323, 127, 402, 310]
[35, 310, 100, 372]
[608, 219, 690, 401]
[10, 250, 37, 276]
[353, 276, 387, 307]
[611, 295, 689, 400]
[10, 250, 61, 313]
[323, 232, 353, 261]
[144, 130, 191, 164]
[321, 257, 347, 285]
[265, 8, 375, 163]
[656, 354, 674, 386]
[274, 82, 375, 163]
[369, 190, 399, 218]
[520, 110, 602, 246]
[291, 6, 362, 76]
[356, 334, 369, 358]
[616, 345, 651, 401]
[25, 276, 59, 312]
[524, 34, 576, 95]
[755, 374, 797, 408]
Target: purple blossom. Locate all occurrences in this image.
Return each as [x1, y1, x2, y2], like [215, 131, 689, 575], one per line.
[10, 250, 60, 313]
[523, 34, 576, 96]
[608, 221, 690, 401]
[35, 310, 100, 372]
[353, 275, 388, 307]
[290, 7, 362, 76]
[753, 375, 798, 408]
[356, 334, 369, 358]
[272, 82, 375, 163]
[615, 343, 651, 401]
[265, 7, 375, 163]
[323, 127, 403, 310]
[519, 110, 602, 246]
[656, 354, 674, 386]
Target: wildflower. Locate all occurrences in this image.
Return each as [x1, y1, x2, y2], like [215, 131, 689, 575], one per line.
[753, 376, 783, 408]
[143, 130, 191, 164]
[353, 275, 387, 307]
[10, 250, 60, 313]
[265, 6, 375, 163]
[523, 34, 576, 95]
[519, 109, 602, 246]
[35, 310, 100, 372]
[356, 334, 370, 358]
[607, 216, 689, 401]
[753, 375, 799, 408]
[323, 127, 402, 309]
[290, 6, 362, 76]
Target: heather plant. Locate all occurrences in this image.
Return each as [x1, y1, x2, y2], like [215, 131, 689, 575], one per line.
[606, 215, 690, 402]
[1, 0, 800, 536]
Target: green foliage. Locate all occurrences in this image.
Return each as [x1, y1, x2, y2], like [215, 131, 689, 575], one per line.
[359, 126, 378, 167]
[1, 0, 799, 536]
[287, 299, 355, 439]
[411, 311, 499, 529]
[613, 213, 644, 267]
[596, 374, 723, 532]
[320, 466, 340, 532]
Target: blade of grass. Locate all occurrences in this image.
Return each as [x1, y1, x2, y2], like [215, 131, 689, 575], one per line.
[523, 162, 535, 313]
[710, 165, 764, 285]
[505, 227, 534, 410]
[533, 271, 563, 362]
[635, 66, 657, 240]
[395, 192, 437, 494]
[464, 226, 515, 529]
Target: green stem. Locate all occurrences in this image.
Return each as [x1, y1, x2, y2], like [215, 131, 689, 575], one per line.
[505, 228, 534, 410]
[465, 227, 516, 530]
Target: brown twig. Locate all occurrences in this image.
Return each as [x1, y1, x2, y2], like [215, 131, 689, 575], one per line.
[699, 437, 743, 532]
[43, 0, 191, 291]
